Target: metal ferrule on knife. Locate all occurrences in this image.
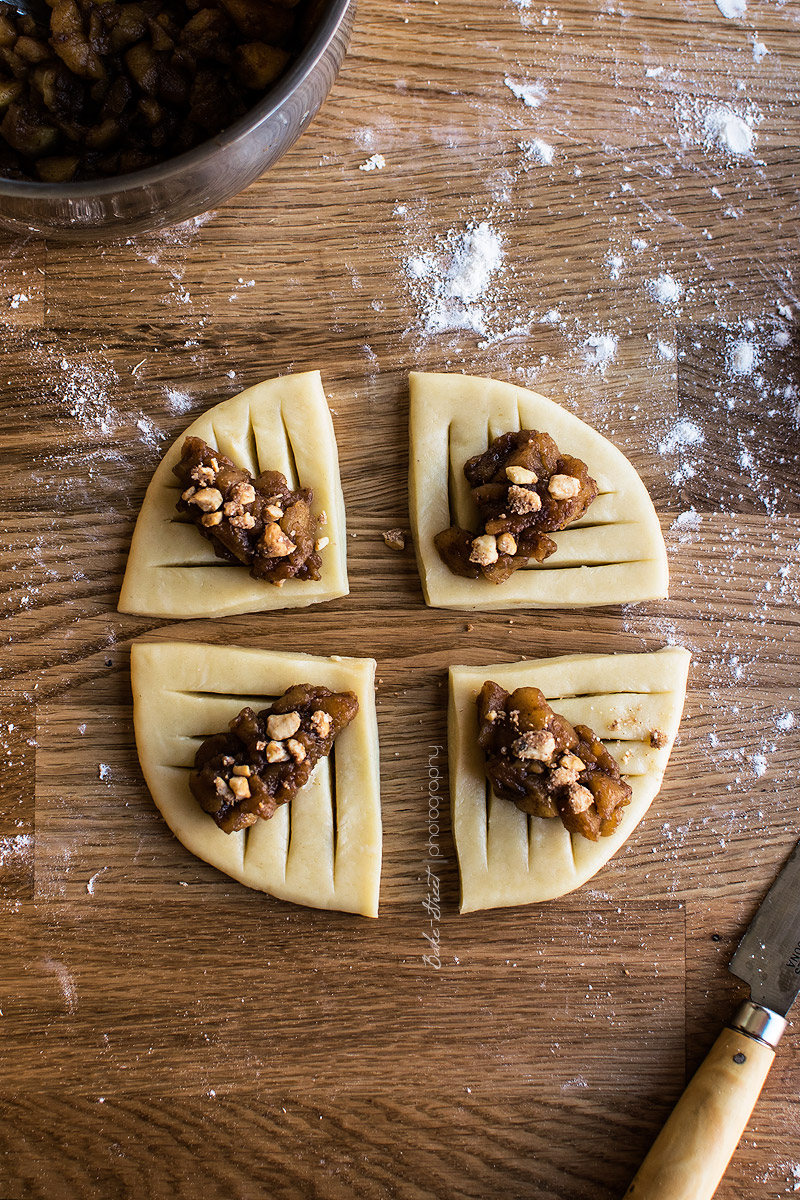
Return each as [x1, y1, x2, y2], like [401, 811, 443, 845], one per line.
[728, 999, 787, 1049]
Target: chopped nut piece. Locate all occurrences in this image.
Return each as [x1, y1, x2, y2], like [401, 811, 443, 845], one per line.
[232, 764, 252, 777]
[221, 756, 235, 766]
[231, 482, 256, 506]
[181, 486, 197, 501]
[566, 783, 594, 813]
[508, 484, 542, 514]
[265, 740, 290, 763]
[315, 536, 329, 552]
[286, 737, 307, 763]
[255, 741, 266, 752]
[469, 533, 499, 566]
[650, 729, 668, 748]
[191, 465, 216, 487]
[229, 512, 257, 530]
[497, 532, 518, 556]
[201, 512, 223, 527]
[318, 510, 328, 525]
[191, 487, 224, 512]
[382, 528, 406, 552]
[310, 709, 332, 738]
[214, 775, 233, 797]
[506, 465, 538, 485]
[512, 730, 556, 762]
[258, 522, 297, 558]
[229, 775, 251, 800]
[265, 504, 284, 520]
[561, 753, 585, 773]
[266, 711, 302, 740]
[548, 474, 582, 500]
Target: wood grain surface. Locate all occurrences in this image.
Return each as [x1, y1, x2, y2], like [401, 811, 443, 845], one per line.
[1, 0, 800, 1196]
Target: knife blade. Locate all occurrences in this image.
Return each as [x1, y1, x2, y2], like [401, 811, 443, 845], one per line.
[624, 837, 800, 1200]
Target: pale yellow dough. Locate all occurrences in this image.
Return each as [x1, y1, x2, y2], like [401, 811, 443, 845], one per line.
[408, 371, 669, 610]
[448, 647, 690, 913]
[131, 641, 382, 917]
[119, 371, 348, 618]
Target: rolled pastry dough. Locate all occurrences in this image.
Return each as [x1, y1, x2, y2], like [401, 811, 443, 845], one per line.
[409, 371, 668, 610]
[131, 641, 382, 917]
[119, 371, 348, 618]
[448, 647, 690, 912]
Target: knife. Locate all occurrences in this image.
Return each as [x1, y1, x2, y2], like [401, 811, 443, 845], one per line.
[624, 837, 800, 1200]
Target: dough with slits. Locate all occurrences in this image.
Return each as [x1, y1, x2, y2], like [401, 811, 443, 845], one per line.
[131, 641, 381, 917]
[119, 371, 348, 618]
[448, 647, 690, 913]
[408, 371, 668, 610]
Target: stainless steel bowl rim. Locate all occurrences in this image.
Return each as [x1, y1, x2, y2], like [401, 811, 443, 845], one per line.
[0, 0, 350, 200]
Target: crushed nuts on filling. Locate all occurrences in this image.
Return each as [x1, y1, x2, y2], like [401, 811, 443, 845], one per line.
[476, 680, 632, 841]
[173, 435, 324, 585]
[434, 428, 598, 585]
[190, 683, 359, 833]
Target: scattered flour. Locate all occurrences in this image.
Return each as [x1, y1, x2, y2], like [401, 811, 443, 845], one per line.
[403, 220, 505, 337]
[86, 868, 108, 895]
[165, 388, 194, 414]
[658, 419, 705, 456]
[359, 153, 386, 172]
[714, 0, 746, 17]
[504, 76, 547, 108]
[607, 254, 624, 281]
[43, 959, 77, 1014]
[0, 834, 32, 867]
[704, 106, 755, 156]
[728, 338, 759, 376]
[670, 509, 702, 542]
[519, 138, 555, 166]
[752, 40, 768, 63]
[98, 763, 112, 782]
[648, 273, 683, 304]
[776, 711, 796, 733]
[582, 333, 618, 370]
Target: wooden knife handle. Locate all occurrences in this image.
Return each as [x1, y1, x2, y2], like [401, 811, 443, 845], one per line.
[623, 1027, 775, 1200]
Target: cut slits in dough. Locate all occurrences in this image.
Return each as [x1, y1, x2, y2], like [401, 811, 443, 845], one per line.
[448, 647, 690, 913]
[119, 371, 348, 618]
[131, 641, 381, 917]
[409, 371, 669, 610]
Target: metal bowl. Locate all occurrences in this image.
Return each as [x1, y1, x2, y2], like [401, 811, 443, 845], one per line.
[0, 0, 356, 241]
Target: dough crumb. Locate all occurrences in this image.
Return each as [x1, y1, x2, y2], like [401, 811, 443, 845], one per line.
[382, 528, 407, 551]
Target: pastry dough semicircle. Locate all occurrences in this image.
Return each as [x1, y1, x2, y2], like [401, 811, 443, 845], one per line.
[119, 371, 349, 618]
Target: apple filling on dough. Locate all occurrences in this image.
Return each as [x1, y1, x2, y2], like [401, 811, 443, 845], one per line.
[190, 684, 358, 833]
[175, 436, 326, 586]
[435, 429, 598, 584]
[477, 681, 631, 841]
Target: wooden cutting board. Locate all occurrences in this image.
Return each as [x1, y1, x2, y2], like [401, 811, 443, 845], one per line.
[1, 0, 799, 1195]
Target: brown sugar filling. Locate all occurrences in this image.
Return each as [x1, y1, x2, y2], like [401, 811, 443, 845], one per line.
[190, 683, 359, 834]
[476, 681, 632, 841]
[174, 435, 326, 586]
[435, 429, 598, 584]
